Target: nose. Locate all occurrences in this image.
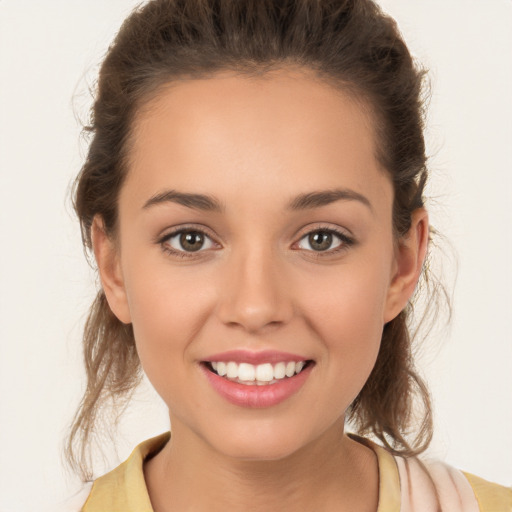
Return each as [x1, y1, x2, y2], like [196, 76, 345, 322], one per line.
[216, 246, 294, 334]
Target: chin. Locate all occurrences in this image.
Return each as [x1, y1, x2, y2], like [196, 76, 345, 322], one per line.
[220, 439, 303, 462]
[203, 420, 318, 462]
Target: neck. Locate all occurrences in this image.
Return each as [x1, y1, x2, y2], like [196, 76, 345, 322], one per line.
[144, 421, 379, 512]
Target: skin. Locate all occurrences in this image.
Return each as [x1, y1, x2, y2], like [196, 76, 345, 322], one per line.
[93, 67, 429, 511]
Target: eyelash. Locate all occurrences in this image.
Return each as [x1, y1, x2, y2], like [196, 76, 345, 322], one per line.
[157, 225, 355, 260]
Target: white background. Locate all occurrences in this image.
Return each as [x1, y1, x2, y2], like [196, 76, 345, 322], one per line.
[0, 1, 511, 510]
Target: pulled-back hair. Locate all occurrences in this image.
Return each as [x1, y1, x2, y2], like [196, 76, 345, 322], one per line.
[68, 0, 437, 481]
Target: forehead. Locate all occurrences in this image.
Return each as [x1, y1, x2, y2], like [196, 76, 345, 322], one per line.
[123, 68, 391, 212]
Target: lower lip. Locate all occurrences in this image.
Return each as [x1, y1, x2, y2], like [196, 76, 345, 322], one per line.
[201, 363, 313, 408]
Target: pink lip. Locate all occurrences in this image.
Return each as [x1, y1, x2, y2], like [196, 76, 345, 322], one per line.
[203, 349, 309, 365]
[200, 360, 314, 409]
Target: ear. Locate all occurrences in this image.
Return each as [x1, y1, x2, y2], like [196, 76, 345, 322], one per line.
[91, 215, 132, 324]
[383, 208, 429, 323]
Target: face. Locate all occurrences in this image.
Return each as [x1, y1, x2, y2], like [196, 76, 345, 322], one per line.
[97, 68, 423, 461]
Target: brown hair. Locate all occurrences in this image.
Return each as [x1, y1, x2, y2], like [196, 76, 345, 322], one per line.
[68, 0, 439, 481]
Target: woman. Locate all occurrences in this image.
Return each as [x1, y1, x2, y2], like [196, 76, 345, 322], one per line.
[65, 0, 511, 510]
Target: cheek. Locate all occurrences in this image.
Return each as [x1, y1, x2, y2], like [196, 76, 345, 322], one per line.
[121, 255, 215, 394]
[301, 255, 391, 339]
[122, 235, 213, 332]
[298, 257, 391, 391]
[317, 284, 385, 363]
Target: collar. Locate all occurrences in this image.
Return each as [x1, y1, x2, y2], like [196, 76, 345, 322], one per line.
[83, 431, 400, 511]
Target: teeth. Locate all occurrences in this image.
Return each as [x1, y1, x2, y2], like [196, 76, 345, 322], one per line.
[217, 362, 227, 376]
[238, 363, 256, 381]
[295, 361, 305, 373]
[208, 360, 309, 383]
[255, 363, 273, 382]
[274, 362, 286, 379]
[226, 362, 238, 379]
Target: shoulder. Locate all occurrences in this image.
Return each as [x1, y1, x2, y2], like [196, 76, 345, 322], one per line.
[394, 454, 512, 512]
[462, 470, 512, 512]
[77, 432, 170, 511]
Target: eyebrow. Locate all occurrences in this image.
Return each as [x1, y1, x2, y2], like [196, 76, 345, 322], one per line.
[287, 188, 373, 212]
[142, 187, 372, 213]
[143, 190, 224, 212]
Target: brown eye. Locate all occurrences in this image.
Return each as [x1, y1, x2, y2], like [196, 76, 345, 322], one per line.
[166, 230, 215, 253]
[180, 231, 204, 251]
[308, 231, 334, 251]
[297, 229, 347, 253]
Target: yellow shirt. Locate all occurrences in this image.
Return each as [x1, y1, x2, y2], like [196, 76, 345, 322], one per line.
[79, 432, 511, 511]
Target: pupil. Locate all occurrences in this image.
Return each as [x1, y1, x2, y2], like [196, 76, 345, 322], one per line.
[310, 231, 332, 251]
[180, 232, 204, 251]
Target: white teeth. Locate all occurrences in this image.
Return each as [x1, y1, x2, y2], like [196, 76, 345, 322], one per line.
[255, 363, 274, 382]
[238, 363, 256, 381]
[217, 362, 227, 376]
[274, 362, 286, 379]
[285, 361, 296, 377]
[209, 360, 309, 383]
[226, 362, 238, 379]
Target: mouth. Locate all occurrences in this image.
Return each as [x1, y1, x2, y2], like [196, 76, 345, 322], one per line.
[201, 359, 315, 386]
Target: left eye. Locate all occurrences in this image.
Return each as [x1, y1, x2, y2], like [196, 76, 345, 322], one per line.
[297, 230, 345, 252]
[165, 230, 215, 252]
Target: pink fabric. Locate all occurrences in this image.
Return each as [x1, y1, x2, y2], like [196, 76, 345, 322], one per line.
[395, 456, 480, 512]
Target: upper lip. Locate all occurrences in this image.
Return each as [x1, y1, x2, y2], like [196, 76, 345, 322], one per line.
[203, 350, 311, 365]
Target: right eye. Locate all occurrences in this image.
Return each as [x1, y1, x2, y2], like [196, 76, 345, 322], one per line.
[161, 229, 216, 255]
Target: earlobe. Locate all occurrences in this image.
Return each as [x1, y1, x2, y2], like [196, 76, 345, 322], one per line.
[383, 208, 429, 323]
[91, 216, 132, 324]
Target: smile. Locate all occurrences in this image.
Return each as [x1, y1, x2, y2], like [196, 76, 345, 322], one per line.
[200, 351, 315, 408]
[206, 360, 310, 385]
